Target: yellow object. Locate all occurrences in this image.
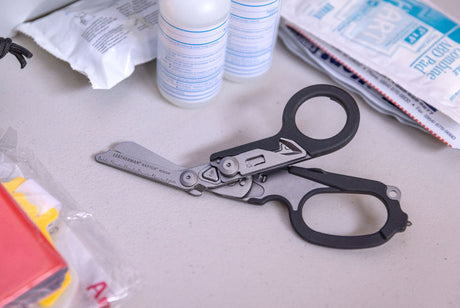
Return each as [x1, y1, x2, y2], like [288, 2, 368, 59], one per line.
[3, 177, 71, 307]
[39, 271, 72, 307]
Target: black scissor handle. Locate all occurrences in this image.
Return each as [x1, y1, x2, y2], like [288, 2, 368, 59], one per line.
[210, 84, 359, 161]
[286, 167, 409, 249]
[279, 84, 359, 157]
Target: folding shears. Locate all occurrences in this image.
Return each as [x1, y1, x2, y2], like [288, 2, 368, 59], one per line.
[96, 85, 409, 249]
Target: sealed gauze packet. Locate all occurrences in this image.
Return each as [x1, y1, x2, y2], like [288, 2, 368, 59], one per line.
[281, 0, 460, 123]
[18, 0, 159, 89]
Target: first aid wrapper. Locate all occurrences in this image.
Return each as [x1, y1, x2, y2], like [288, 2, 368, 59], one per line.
[0, 128, 139, 307]
[281, 0, 460, 124]
[18, 0, 159, 89]
[279, 23, 460, 149]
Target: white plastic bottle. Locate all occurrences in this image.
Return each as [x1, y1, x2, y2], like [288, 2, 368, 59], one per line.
[225, 0, 281, 82]
[156, 0, 231, 108]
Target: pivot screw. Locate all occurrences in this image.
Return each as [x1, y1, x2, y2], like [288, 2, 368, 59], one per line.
[219, 157, 239, 177]
[180, 170, 198, 187]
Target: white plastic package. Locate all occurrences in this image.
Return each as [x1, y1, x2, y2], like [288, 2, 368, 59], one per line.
[18, 0, 159, 89]
[281, 0, 460, 123]
[278, 22, 460, 149]
[0, 128, 139, 308]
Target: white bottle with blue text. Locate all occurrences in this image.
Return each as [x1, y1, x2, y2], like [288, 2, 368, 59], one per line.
[225, 0, 281, 82]
[157, 0, 231, 108]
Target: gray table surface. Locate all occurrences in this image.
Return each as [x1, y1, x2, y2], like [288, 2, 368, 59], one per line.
[1, 1, 459, 306]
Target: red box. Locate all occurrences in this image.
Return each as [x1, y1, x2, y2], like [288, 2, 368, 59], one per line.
[0, 183, 67, 306]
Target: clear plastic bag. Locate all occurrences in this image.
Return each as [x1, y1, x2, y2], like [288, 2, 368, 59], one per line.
[0, 128, 140, 308]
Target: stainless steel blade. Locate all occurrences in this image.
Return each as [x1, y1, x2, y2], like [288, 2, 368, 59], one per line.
[96, 142, 259, 197]
[95, 149, 187, 190]
[113, 141, 181, 170]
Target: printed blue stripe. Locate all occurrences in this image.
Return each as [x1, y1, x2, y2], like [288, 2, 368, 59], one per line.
[160, 15, 228, 33]
[226, 49, 272, 57]
[232, 0, 279, 8]
[160, 27, 227, 46]
[230, 9, 279, 21]
[159, 83, 221, 101]
[159, 67, 224, 84]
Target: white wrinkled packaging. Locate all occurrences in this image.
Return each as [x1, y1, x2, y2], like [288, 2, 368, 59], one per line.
[18, 0, 159, 89]
[278, 23, 460, 149]
[281, 0, 460, 124]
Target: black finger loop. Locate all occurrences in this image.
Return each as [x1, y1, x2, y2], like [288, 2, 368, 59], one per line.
[287, 167, 409, 249]
[210, 84, 360, 161]
[280, 84, 360, 157]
